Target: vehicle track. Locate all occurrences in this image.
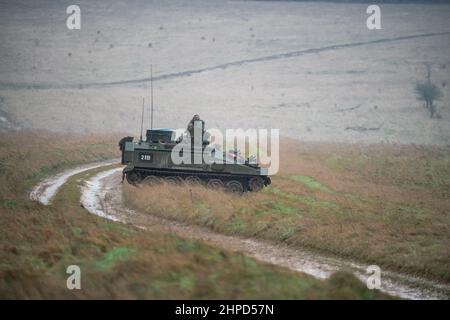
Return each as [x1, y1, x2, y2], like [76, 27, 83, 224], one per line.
[3, 31, 450, 91]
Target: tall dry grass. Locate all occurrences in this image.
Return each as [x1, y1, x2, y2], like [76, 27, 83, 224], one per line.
[124, 182, 272, 229]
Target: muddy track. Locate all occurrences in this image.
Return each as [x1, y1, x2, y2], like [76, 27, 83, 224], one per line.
[29, 163, 450, 299]
[3, 31, 450, 91]
[29, 159, 119, 205]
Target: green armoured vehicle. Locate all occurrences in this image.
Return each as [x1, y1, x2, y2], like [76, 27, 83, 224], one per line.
[119, 128, 271, 194]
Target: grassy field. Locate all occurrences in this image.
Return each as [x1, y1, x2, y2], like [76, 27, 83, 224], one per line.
[0, 131, 386, 299]
[125, 139, 450, 283]
[1, 1, 450, 145]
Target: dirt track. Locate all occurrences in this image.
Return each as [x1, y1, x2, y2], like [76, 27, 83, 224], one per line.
[2, 31, 450, 91]
[29, 159, 119, 205]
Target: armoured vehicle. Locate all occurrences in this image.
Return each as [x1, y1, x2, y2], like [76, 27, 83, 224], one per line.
[119, 128, 271, 194]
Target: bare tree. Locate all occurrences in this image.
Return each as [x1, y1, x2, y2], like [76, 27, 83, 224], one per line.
[415, 63, 443, 118]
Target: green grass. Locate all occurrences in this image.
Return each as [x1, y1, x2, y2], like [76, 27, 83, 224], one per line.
[290, 175, 331, 193]
[95, 247, 136, 270]
[267, 187, 340, 212]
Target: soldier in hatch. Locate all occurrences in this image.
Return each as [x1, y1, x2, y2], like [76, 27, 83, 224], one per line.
[177, 114, 209, 146]
[187, 114, 204, 137]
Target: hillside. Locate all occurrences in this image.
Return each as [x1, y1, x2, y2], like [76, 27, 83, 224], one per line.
[0, 0, 449, 144]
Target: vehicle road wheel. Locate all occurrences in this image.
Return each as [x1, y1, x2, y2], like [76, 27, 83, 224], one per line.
[225, 180, 244, 194]
[207, 178, 224, 190]
[143, 175, 161, 185]
[126, 171, 140, 185]
[164, 176, 182, 185]
[185, 176, 202, 186]
[249, 176, 264, 192]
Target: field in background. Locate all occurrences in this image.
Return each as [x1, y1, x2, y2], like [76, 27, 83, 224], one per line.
[0, 131, 387, 299]
[0, 0, 449, 144]
[125, 139, 450, 283]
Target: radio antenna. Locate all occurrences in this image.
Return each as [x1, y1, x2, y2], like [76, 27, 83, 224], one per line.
[139, 97, 145, 141]
[150, 64, 154, 130]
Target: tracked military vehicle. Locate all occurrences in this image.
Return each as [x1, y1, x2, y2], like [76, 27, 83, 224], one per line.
[119, 128, 271, 194]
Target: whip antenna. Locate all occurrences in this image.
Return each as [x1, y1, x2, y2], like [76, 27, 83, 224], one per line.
[140, 97, 145, 141]
[150, 64, 154, 130]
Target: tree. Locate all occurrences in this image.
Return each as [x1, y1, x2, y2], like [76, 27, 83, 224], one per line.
[414, 64, 443, 118]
